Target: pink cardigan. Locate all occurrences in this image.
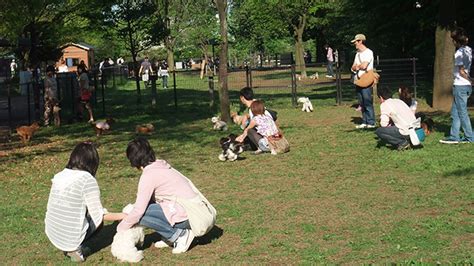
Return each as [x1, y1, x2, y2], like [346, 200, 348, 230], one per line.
[117, 160, 198, 232]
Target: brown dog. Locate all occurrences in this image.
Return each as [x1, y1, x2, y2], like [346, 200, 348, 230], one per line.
[135, 123, 154, 134]
[16, 122, 40, 143]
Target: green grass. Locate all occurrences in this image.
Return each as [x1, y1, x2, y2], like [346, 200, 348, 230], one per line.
[0, 78, 473, 264]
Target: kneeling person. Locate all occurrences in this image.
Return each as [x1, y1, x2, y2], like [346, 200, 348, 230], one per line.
[375, 87, 417, 150]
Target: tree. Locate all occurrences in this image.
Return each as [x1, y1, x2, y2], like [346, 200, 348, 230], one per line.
[215, 0, 230, 122]
[110, 0, 164, 103]
[0, 0, 80, 67]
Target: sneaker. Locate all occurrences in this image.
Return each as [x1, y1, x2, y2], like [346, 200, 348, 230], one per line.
[459, 138, 473, 143]
[366, 124, 376, 129]
[254, 149, 264, 155]
[325, 75, 332, 78]
[154, 240, 172, 249]
[270, 149, 277, 155]
[439, 138, 460, 144]
[355, 123, 367, 129]
[172, 229, 195, 254]
[397, 141, 411, 151]
[63, 249, 85, 262]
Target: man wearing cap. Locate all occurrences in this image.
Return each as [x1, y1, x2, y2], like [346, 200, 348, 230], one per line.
[351, 34, 376, 129]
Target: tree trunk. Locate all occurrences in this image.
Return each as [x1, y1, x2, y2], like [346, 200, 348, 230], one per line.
[166, 37, 175, 72]
[215, 0, 230, 122]
[432, 0, 456, 111]
[294, 14, 307, 77]
[432, 27, 454, 111]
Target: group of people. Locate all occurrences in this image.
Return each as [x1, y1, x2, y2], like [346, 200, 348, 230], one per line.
[139, 56, 169, 89]
[43, 61, 94, 126]
[45, 138, 201, 262]
[351, 29, 472, 150]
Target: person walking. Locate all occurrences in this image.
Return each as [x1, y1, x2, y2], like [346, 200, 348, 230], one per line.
[440, 28, 473, 144]
[324, 44, 334, 77]
[351, 34, 376, 129]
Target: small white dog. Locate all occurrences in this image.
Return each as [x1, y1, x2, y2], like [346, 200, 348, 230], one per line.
[211, 116, 228, 131]
[111, 204, 145, 263]
[297, 97, 314, 112]
[309, 72, 319, 80]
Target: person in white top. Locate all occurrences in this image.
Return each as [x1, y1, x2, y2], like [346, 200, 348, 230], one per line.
[440, 27, 473, 144]
[45, 142, 126, 262]
[375, 86, 417, 151]
[324, 44, 334, 77]
[10, 59, 17, 77]
[351, 33, 376, 129]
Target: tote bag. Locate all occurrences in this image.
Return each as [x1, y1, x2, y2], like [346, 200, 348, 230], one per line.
[267, 134, 290, 154]
[157, 177, 216, 237]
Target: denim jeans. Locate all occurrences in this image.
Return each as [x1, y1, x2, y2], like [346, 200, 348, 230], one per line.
[138, 203, 190, 243]
[258, 137, 270, 151]
[162, 76, 168, 89]
[375, 126, 409, 147]
[327, 61, 334, 76]
[356, 86, 375, 125]
[449, 85, 473, 142]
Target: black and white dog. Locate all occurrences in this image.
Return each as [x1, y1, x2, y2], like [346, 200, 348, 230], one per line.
[218, 134, 244, 161]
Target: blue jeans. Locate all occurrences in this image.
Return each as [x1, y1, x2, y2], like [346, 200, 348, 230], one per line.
[162, 76, 168, 88]
[138, 203, 190, 242]
[375, 126, 409, 147]
[327, 61, 334, 76]
[356, 86, 375, 125]
[449, 85, 473, 142]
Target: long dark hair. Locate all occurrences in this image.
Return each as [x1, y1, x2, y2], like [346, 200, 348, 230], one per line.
[126, 137, 156, 169]
[66, 142, 100, 176]
[398, 86, 412, 107]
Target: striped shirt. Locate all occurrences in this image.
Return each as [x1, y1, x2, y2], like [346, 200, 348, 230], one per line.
[45, 168, 104, 251]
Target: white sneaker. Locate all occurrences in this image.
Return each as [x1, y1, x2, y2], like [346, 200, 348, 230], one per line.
[366, 124, 376, 129]
[270, 149, 277, 155]
[154, 240, 172, 249]
[172, 229, 195, 254]
[355, 123, 367, 129]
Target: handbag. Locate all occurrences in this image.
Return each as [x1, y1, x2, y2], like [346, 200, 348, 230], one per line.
[353, 54, 379, 87]
[156, 177, 216, 237]
[354, 69, 379, 87]
[267, 134, 290, 154]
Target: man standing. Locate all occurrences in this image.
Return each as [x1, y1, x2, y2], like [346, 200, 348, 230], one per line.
[375, 86, 418, 151]
[10, 59, 17, 77]
[139, 56, 152, 88]
[351, 34, 376, 129]
[324, 44, 334, 78]
[440, 28, 473, 144]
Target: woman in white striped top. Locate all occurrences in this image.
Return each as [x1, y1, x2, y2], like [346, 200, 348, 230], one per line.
[45, 142, 126, 262]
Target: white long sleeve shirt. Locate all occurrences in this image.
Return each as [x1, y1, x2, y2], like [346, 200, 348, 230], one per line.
[45, 168, 104, 251]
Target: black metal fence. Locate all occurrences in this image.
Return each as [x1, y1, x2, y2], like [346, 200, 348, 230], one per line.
[0, 65, 128, 129]
[1, 58, 428, 130]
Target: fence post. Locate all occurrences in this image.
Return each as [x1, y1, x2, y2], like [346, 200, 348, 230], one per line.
[151, 74, 157, 106]
[291, 64, 297, 107]
[412, 57, 418, 99]
[112, 66, 116, 89]
[245, 65, 250, 88]
[101, 74, 105, 115]
[70, 75, 76, 119]
[7, 81, 12, 129]
[249, 65, 253, 89]
[27, 83, 31, 124]
[208, 75, 215, 107]
[173, 71, 177, 109]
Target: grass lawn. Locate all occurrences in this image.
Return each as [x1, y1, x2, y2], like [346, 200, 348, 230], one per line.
[0, 79, 473, 264]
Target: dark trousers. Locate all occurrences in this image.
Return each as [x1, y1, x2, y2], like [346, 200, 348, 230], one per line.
[375, 126, 409, 147]
[244, 128, 263, 151]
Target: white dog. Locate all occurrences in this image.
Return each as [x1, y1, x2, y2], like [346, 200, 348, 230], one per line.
[211, 116, 228, 131]
[111, 204, 145, 263]
[297, 97, 314, 112]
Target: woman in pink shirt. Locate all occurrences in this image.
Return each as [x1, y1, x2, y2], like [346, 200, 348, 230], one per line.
[117, 138, 198, 254]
